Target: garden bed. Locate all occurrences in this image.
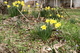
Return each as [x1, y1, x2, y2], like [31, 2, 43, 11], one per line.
[0, 1, 80, 53]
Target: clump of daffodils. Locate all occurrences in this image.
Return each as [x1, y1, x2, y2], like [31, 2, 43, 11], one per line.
[45, 6, 51, 10]
[4, 1, 25, 8]
[31, 19, 61, 40]
[44, 6, 56, 11]
[6, 1, 25, 17]
[41, 19, 61, 30]
[41, 18, 61, 30]
[12, 1, 25, 7]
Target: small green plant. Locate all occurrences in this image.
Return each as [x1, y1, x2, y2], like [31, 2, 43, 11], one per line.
[30, 19, 61, 41]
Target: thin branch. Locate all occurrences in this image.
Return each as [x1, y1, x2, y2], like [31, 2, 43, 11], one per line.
[17, 8, 29, 21]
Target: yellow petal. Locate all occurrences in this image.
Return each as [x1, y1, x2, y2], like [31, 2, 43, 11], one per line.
[45, 19, 50, 23]
[55, 22, 61, 28]
[57, 14, 61, 17]
[50, 19, 57, 24]
[36, 3, 39, 5]
[7, 5, 11, 8]
[27, 5, 30, 8]
[41, 25, 47, 30]
[4, 1, 8, 4]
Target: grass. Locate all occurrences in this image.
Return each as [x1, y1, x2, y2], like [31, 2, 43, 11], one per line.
[0, 9, 80, 53]
[65, 9, 80, 15]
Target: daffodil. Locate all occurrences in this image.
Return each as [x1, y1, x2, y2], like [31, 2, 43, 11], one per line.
[21, 1, 24, 3]
[45, 19, 50, 23]
[45, 7, 47, 10]
[23, 10, 26, 12]
[47, 6, 50, 10]
[7, 5, 10, 8]
[57, 14, 61, 17]
[50, 19, 57, 24]
[16, 5, 19, 7]
[51, 8, 56, 10]
[41, 25, 47, 30]
[13, 3, 16, 6]
[49, 14, 52, 16]
[4, 1, 8, 4]
[27, 5, 30, 8]
[45, 6, 50, 10]
[21, 1, 25, 6]
[21, 3, 25, 6]
[36, 3, 39, 5]
[55, 22, 61, 28]
[17, 1, 21, 4]
[14, 1, 18, 4]
[61, 15, 64, 18]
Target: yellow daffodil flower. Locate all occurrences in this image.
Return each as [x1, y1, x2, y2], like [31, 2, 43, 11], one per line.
[21, 1, 24, 3]
[21, 1, 25, 6]
[57, 14, 61, 17]
[51, 8, 56, 10]
[45, 7, 47, 10]
[36, 3, 39, 5]
[41, 25, 47, 30]
[17, 1, 21, 4]
[7, 5, 10, 8]
[23, 10, 26, 12]
[45, 6, 50, 10]
[61, 15, 64, 18]
[16, 5, 19, 7]
[21, 3, 25, 6]
[4, 1, 8, 4]
[49, 14, 52, 16]
[14, 1, 18, 4]
[55, 22, 61, 28]
[27, 5, 30, 8]
[45, 19, 50, 23]
[13, 3, 16, 6]
[47, 6, 50, 10]
[50, 19, 57, 24]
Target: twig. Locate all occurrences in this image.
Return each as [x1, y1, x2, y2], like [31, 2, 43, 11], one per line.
[17, 8, 29, 21]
